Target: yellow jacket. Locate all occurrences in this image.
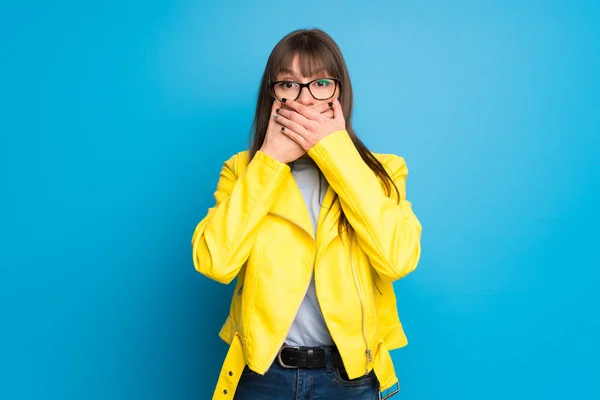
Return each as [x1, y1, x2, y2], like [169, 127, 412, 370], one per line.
[192, 129, 422, 399]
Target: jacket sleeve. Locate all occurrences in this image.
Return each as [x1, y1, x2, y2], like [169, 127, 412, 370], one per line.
[307, 129, 422, 282]
[191, 150, 291, 284]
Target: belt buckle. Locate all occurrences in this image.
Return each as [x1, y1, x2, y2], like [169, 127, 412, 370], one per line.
[277, 345, 301, 369]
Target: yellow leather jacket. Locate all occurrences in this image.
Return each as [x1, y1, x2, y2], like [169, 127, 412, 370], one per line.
[192, 129, 422, 399]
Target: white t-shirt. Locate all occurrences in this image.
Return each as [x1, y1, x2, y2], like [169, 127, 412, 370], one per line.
[284, 157, 335, 347]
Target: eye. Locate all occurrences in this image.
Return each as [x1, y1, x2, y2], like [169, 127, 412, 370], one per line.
[277, 81, 298, 89]
[315, 79, 332, 87]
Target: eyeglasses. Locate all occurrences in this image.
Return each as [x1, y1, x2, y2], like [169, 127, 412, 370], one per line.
[270, 78, 340, 101]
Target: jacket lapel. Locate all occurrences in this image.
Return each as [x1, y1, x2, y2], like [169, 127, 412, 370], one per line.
[269, 171, 344, 252]
[316, 185, 344, 252]
[269, 171, 315, 239]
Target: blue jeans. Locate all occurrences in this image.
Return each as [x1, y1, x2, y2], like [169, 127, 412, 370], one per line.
[234, 347, 379, 400]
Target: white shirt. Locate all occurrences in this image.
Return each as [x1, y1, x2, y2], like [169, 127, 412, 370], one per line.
[284, 157, 335, 347]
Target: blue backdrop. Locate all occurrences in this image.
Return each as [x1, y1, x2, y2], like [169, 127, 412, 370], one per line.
[2, 1, 599, 399]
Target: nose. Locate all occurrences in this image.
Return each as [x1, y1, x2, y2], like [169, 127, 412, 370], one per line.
[297, 85, 315, 106]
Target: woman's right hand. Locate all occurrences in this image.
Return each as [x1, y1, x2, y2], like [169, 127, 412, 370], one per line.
[259, 99, 334, 164]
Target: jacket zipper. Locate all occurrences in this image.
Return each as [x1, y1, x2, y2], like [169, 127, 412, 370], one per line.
[349, 234, 372, 374]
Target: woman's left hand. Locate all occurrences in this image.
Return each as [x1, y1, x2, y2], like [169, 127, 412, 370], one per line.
[274, 98, 346, 151]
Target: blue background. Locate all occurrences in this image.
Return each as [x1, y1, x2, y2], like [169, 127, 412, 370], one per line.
[2, 1, 599, 399]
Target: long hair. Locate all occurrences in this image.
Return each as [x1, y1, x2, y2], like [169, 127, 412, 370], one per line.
[248, 28, 400, 237]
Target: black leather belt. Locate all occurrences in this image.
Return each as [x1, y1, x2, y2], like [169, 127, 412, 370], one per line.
[276, 345, 345, 369]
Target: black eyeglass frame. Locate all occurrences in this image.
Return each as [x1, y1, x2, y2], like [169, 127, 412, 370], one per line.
[270, 78, 341, 101]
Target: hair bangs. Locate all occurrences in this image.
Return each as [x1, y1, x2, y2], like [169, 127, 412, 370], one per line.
[271, 39, 339, 81]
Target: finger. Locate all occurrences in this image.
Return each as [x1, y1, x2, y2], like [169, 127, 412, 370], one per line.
[274, 111, 310, 138]
[280, 126, 308, 149]
[312, 101, 334, 114]
[276, 107, 315, 131]
[321, 109, 334, 119]
[332, 98, 343, 120]
[284, 98, 323, 121]
[271, 98, 282, 113]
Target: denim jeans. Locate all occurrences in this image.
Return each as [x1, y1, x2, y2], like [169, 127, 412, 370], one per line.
[234, 347, 379, 400]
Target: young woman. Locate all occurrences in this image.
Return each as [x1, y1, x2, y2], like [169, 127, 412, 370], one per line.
[192, 28, 422, 400]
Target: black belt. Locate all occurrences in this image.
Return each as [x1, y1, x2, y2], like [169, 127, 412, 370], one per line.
[276, 345, 345, 369]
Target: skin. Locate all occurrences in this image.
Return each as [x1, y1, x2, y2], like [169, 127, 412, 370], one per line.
[260, 55, 347, 163]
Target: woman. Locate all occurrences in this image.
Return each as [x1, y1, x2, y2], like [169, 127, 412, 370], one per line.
[191, 28, 422, 400]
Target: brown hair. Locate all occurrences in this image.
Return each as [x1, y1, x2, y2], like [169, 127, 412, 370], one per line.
[248, 28, 400, 236]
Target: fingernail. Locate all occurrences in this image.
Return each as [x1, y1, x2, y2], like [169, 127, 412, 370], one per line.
[282, 98, 287, 103]
[275, 108, 280, 113]
[328, 101, 332, 107]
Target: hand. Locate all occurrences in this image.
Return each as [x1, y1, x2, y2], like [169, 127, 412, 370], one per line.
[272, 97, 346, 151]
[260, 100, 336, 164]
[259, 99, 305, 164]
